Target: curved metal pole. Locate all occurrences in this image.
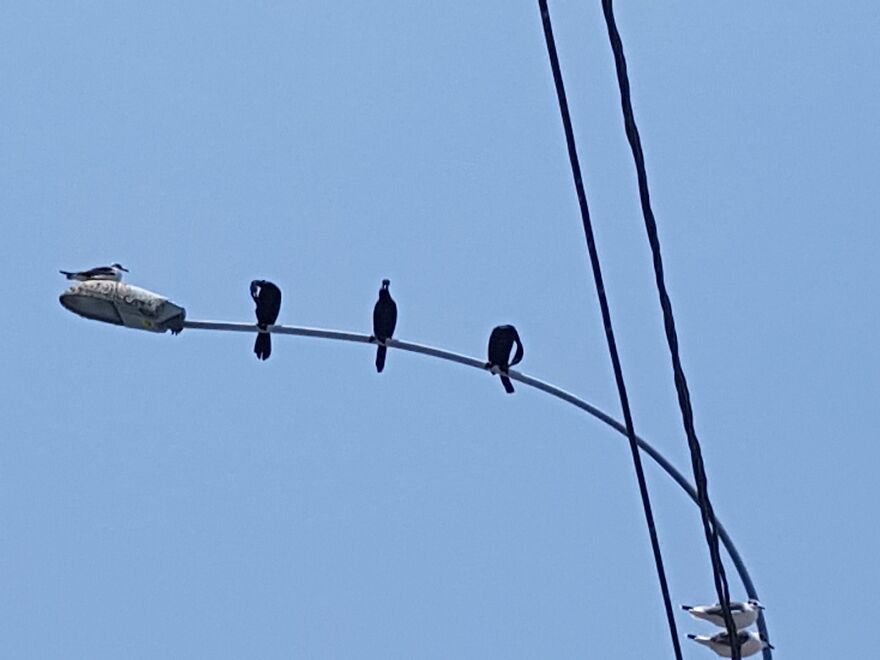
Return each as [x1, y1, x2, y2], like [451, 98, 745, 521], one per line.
[183, 319, 771, 652]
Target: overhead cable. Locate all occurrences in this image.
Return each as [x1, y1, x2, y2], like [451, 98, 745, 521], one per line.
[597, 1, 761, 657]
[536, 2, 683, 657]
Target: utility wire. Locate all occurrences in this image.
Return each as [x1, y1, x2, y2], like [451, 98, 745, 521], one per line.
[598, 1, 749, 657]
[536, 2, 683, 658]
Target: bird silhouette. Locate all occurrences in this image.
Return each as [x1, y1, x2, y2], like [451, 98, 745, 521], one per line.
[371, 279, 397, 373]
[487, 325, 523, 394]
[250, 280, 281, 360]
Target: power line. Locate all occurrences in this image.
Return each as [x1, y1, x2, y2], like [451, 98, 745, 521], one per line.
[536, 2, 683, 657]
[597, 1, 756, 657]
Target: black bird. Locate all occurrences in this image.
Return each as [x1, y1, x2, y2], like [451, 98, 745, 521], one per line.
[371, 279, 397, 373]
[487, 325, 524, 394]
[250, 280, 282, 360]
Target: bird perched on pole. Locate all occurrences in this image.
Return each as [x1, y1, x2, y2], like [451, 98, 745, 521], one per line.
[250, 280, 281, 360]
[687, 631, 773, 657]
[682, 599, 764, 631]
[59, 263, 128, 282]
[486, 325, 524, 394]
[371, 279, 397, 373]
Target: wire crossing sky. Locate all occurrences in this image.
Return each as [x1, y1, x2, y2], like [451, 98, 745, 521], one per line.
[537, 1, 683, 657]
[598, 0, 749, 656]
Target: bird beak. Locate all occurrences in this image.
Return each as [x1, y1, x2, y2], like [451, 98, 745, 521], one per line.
[767, 643, 775, 650]
[120, 266, 129, 272]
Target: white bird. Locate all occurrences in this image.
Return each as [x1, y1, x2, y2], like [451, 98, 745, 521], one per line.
[59, 263, 129, 282]
[688, 630, 773, 657]
[682, 599, 764, 630]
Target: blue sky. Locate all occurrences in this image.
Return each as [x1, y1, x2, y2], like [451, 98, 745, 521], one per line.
[2, 1, 878, 657]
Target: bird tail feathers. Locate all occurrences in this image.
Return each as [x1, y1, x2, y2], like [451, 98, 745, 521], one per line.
[500, 375, 515, 394]
[254, 333, 272, 360]
[375, 345, 387, 373]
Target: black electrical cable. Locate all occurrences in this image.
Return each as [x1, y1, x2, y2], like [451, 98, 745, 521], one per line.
[537, 2, 683, 658]
[598, 1, 746, 657]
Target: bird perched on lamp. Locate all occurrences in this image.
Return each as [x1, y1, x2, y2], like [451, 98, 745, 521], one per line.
[59, 263, 128, 282]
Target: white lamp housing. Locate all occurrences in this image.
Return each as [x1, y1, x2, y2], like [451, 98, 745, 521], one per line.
[60, 280, 185, 333]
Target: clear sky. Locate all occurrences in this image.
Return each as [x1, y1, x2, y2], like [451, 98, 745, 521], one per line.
[2, 1, 878, 658]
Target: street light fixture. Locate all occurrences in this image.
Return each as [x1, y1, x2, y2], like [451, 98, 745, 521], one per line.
[59, 279, 186, 334]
